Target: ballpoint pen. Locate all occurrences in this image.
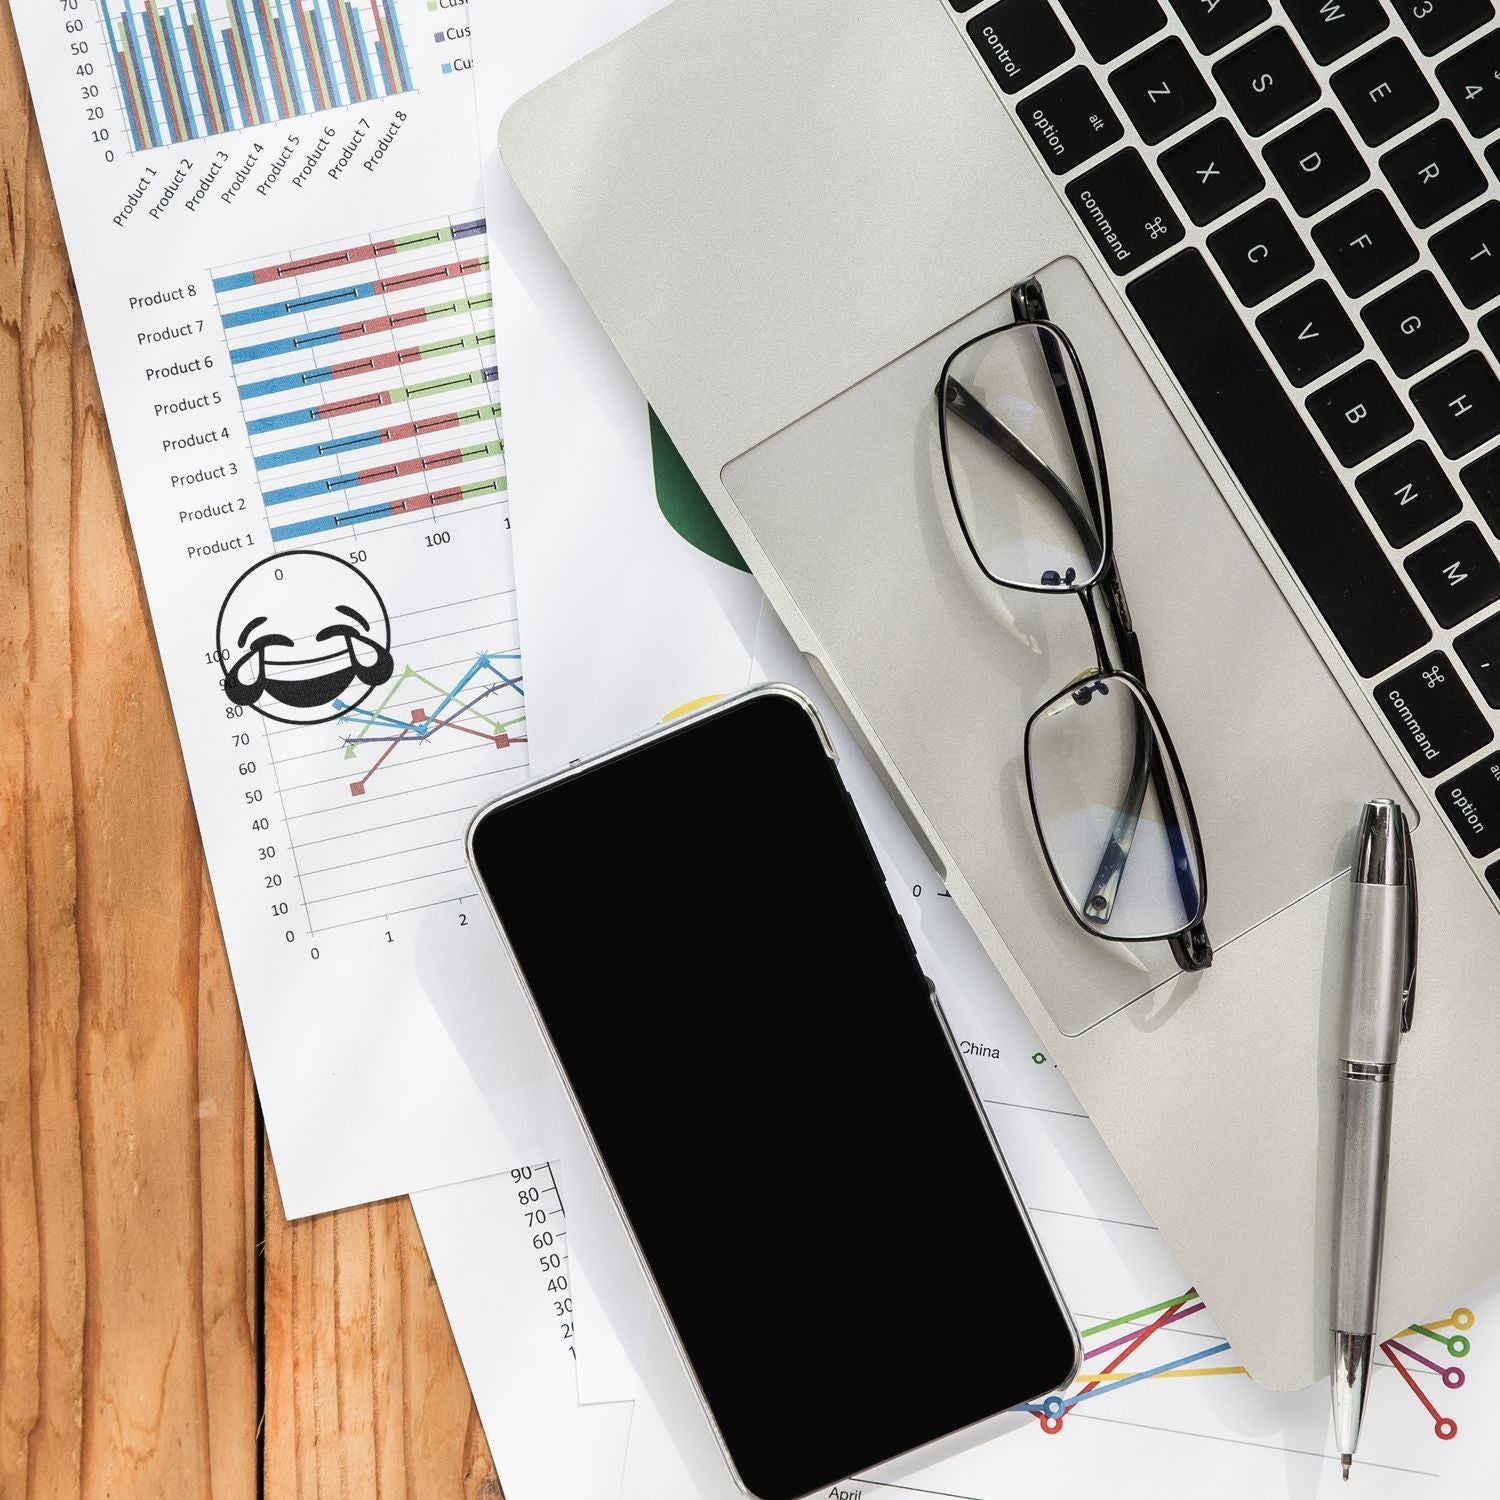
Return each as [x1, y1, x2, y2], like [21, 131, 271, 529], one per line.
[1332, 798, 1418, 1480]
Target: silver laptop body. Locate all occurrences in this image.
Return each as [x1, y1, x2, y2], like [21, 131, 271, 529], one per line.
[498, 0, 1500, 1389]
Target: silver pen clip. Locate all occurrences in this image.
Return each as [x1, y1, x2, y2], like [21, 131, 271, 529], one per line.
[1401, 819, 1419, 1033]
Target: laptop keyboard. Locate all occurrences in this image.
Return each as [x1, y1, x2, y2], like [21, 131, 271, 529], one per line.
[951, 0, 1500, 894]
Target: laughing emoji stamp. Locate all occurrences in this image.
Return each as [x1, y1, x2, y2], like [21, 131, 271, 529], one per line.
[216, 551, 395, 725]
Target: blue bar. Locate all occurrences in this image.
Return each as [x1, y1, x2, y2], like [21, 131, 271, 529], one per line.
[100, 2, 146, 151]
[159, 12, 201, 140]
[310, 4, 344, 109]
[124, 10, 165, 148]
[325, 0, 362, 101]
[229, 0, 269, 120]
[239, 364, 337, 400]
[194, 0, 235, 128]
[176, 2, 216, 134]
[264, 470, 365, 506]
[221, 26, 254, 127]
[272, 1, 307, 113]
[218, 277, 376, 324]
[346, 1, 377, 98]
[272, 501, 393, 542]
[255, 429, 387, 470]
[451, 218, 488, 243]
[382, 0, 412, 91]
[249, 406, 324, 435]
[232, 327, 345, 364]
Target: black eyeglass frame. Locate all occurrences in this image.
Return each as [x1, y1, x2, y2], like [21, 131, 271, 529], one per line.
[934, 279, 1213, 973]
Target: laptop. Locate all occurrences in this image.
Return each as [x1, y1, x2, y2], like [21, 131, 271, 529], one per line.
[497, 0, 1500, 1388]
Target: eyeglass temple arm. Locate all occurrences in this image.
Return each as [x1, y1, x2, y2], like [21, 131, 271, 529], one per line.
[940, 379, 1102, 555]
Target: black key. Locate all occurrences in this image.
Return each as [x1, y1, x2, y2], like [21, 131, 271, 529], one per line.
[1019, 68, 1126, 174]
[1166, 0, 1270, 55]
[1308, 361, 1414, 465]
[951, 0, 988, 9]
[1484, 308, 1500, 358]
[1432, 203, 1500, 308]
[1110, 37, 1215, 143]
[1127, 250, 1431, 676]
[1381, 121, 1486, 229]
[1283, 0, 1390, 65]
[1456, 612, 1500, 706]
[1208, 199, 1314, 304]
[1066, 150, 1186, 273]
[1214, 28, 1322, 137]
[1057, 0, 1167, 63]
[1361, 271, 1468, 377]
[1439, 750, 1500, 856]
[1375, 650, 1492, 776]
[1438, 30, 1500, 136]
[1406, 522, 1500, 625]
[1312, 192, 1419, 298]
[1256, 280, 1363, 385]
[1395, 0, 1495, 57]
[1462, 446, 1500, 534]
[1356, 441, 1463, 545]
[1489, 858, 1500, 894]
[1333, 38, 1440, 145]
[968, 0, 1076, 94]
[1160, 118, 1265, 224]
[1263, 110, 1369, 217]
[1413, 352, 1500, 458]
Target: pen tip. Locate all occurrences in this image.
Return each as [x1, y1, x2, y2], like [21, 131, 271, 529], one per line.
[1342, 1455, 1352, 1481]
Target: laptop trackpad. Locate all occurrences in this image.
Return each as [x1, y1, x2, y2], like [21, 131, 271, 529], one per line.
[721, 255, 1406, 1035]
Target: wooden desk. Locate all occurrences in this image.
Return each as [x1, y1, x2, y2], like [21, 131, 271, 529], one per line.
[0, 8, 500, 1494]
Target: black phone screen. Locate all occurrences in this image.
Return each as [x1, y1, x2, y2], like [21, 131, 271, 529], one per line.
[469, 690, 1078, 1500]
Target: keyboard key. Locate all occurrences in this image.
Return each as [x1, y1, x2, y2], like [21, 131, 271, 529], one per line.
[1018, 68, 1125, 173]
[1361, 271, 1468, 377]
[1066, 150, 1186, 273]
[1208, 199, 1315, 304]
[1484, 308, 1500, 358]
[1462, 447, 1500, 534]
[1057, 0, 1167, 62]
[1257, 280, 1363, 385]
[1283, 0, 1390, 64]
[1406, 522, 1500, 625]
[1456, 612, 1500, 706]
[1439, 751, 1500, 856]
[1110, 37, 1215, 143]
[1395, 0, 1495, 56]
[1375, 651, 1492, 776]
[968, 0, 1076, 94]
[1307, 361, 1413, 465]
[1432, 202, 1500, 308]
[1263, 109, 1369, 217]
[1381, 121, 1486, 229]
[1166, 0, 1270, 55]
[1160, 118, 1265, 223]
[1313, 192, 1419, 298]
[1127, 250, 1431, 676]
[1333, 38, 1440, 145]
[1413, 352, 1500, 457]
[1356, 441, 1463, 545]
[1438, 30, 1500, 136]
[1214, 28, 1321, 137]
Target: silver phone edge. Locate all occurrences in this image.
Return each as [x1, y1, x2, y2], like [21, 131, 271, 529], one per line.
[463, 682, 1082, 1498]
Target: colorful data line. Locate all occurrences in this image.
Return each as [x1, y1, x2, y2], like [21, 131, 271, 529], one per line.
[101, 0, 413, 151]
[337, 652, 526, 796]
[1021, 1294, 1474, 1446]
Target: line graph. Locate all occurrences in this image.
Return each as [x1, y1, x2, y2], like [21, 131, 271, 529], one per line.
[339, 651, 526, 795]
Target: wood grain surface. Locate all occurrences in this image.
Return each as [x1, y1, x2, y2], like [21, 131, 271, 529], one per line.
[0, 3, 501, 1493]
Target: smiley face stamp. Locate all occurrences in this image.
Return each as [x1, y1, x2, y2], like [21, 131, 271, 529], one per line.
[215, 551, 395, 725]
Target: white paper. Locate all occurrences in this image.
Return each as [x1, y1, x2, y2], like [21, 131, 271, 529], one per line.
[411, 1156, 635, 1500]
[6, 1, 574, 1214]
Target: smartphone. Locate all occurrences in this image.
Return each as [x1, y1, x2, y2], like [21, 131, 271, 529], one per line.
[467, 686, 1079, 1500]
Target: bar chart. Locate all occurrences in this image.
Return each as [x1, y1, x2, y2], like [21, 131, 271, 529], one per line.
[98, 0, 415, 151]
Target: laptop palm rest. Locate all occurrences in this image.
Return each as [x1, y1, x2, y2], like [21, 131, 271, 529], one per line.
[721, 256, 1405, 1036]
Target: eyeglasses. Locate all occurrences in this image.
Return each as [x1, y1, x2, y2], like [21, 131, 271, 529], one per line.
[935, 278, 1212, 973]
